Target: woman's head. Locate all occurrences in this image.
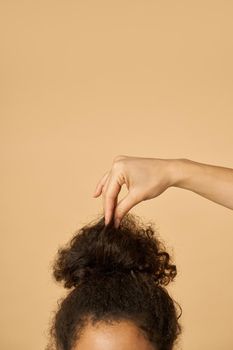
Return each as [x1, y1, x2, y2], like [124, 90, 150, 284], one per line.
[46, 213, 182, 350]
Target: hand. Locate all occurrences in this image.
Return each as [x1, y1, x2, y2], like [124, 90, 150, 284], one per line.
[92, 155, 178, 228]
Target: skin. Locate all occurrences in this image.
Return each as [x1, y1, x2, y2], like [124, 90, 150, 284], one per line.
[92, 155, 233, 228]
[73, 320, 156, 350]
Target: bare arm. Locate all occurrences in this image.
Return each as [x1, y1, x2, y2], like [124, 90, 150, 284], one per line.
[172, 158, 233, 210]
[93, 155, 233, 228]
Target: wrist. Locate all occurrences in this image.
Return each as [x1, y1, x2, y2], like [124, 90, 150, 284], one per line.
[167, 158, 191, 188]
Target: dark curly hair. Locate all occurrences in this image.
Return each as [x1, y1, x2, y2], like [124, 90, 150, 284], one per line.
[46, 212, 182, 350]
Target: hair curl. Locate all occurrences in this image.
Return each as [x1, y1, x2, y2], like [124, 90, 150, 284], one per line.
[46, 212, 182, 350]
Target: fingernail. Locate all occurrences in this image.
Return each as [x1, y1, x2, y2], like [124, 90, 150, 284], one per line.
[105, 216, 109, 226]
[114, 218, 120, 228]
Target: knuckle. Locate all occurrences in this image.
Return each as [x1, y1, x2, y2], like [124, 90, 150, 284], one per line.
[113, 154, 127, 164]
[113, 154, 123, 161]
[112, 159, 126, 171]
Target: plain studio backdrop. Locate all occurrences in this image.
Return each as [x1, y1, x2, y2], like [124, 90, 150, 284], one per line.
[0, 1, 233, 349]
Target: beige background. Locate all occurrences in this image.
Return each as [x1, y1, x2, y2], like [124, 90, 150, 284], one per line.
[1, 1, 233, 349]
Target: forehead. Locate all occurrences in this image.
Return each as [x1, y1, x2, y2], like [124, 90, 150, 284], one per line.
[74, 320, 155, 350]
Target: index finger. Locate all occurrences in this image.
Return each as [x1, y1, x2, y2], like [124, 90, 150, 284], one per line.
[93, 171, 109, 197]
[103, 174, 122, 226]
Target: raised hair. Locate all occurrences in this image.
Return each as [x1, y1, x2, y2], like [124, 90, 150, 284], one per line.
[46, 212, 182, 350]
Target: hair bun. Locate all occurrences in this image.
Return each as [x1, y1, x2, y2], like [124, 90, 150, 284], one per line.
[52, 213, 177, 288]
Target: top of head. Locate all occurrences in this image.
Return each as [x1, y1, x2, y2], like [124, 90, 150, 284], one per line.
[52, 212, 177, 288]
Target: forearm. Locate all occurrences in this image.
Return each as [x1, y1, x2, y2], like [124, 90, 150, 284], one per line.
[170, 158, 233, 210]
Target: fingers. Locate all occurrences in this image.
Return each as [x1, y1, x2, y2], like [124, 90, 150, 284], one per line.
[92, 171, 110, 197]
[103, 174, 121, 226]
[113, 192, 140, 228]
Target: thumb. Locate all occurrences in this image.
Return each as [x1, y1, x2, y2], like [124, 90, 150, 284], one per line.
[114, 192, 140, 228]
